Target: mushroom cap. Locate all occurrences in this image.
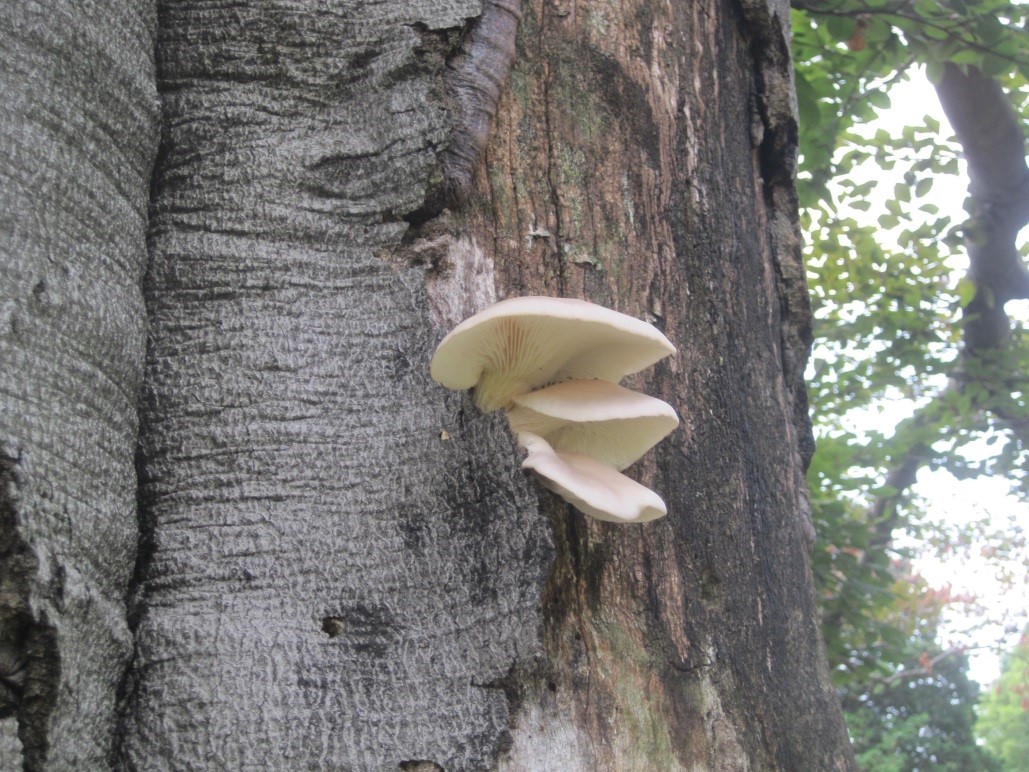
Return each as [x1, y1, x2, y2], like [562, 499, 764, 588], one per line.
[508, 380, 679, 470]
[430, 296, 675, 411]
[520, 432, 667, 523]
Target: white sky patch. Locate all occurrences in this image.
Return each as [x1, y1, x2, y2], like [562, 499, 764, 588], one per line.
[896, 468, 1028, 685]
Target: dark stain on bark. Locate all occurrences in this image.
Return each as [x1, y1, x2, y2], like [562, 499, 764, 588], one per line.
[0, 451, 27, 723]
[319, 603, 400, 657]
[588, 51, 662, 173]
[15, 624, 60, 771]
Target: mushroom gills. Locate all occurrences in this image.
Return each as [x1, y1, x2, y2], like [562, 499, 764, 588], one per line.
[430, 296, 675, 411]
[430, 297, 677, 523]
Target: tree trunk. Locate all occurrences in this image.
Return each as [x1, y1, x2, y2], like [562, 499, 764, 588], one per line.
[1, 0, 854, 768]
[0, 1, 157, 767]
[470, 1, 851, 767]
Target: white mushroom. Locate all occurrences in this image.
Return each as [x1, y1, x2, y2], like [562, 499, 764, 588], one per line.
[519, 433, 667, 523]
[429, 296, 675, 411]
[507, 380, 679, 470]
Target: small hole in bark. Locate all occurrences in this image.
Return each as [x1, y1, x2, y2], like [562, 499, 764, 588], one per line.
[399, 761, 445, 771]
[348, 47, 377, 70]
[321, 617, 346, 638]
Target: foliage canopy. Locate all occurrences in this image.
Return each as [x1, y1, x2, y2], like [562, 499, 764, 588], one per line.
[976, 630, 1029, 770]
[791, 0, 1029, 682]
[790, 0, 1029, 761]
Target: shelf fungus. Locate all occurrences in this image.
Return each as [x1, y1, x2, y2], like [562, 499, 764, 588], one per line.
[508, 380, 678, 470]
[430, 296, 678, 524]
[518, 432, 667, 523]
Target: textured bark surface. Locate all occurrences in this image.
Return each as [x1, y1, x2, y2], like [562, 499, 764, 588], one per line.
[436, 0, 852, 767]
[118, 1, 552, 768]
[0, 2, 157, 768]
[0, 0, 855, 766]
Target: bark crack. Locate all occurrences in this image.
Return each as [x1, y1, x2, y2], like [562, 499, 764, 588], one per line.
[541, 56, 568, 295]
[0, 449, 60, 770]
[414, 0, 524, 221]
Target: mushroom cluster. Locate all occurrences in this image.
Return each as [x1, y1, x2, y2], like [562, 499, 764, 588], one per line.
[430, 297, 678, 523]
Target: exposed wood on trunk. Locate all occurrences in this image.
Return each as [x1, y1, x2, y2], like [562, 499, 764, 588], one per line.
[447, 0, 852, 767]
[0, 2, 158, 767]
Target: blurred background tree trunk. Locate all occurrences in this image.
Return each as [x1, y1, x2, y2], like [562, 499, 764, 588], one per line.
[2, 0, 854, 768]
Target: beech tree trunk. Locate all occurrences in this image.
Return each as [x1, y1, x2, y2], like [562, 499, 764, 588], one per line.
[0, 1, 157, 767]
[1, 0, 855, 769]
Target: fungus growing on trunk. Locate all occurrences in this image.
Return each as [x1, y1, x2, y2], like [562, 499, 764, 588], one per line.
[430, 296, 677, 523]
[429, 296, 675, 412]
[507, 380, 678, 470]
[518, 433, 667, 523]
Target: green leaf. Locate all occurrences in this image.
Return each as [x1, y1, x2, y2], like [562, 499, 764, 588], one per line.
[922, 24, 951, 41]
[981, 54, 1010, 77]
[866, 89, 892, 110]
[826, 15, 857, 42]
[955, 277, 977, 308]
[795, 70, 823, 130]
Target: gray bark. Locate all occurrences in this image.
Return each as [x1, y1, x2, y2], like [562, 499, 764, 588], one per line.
[1, 0, 855, 767]
[118, 2, 552, 768]
[0, 0, 158, 768]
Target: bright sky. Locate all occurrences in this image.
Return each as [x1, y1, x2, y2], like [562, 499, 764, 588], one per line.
[830, 69, 1029, 686]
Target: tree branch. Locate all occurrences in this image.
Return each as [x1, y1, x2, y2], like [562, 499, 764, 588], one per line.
[790, 1, 1029, 68]
[863, 65, 1028, 542]
[936, 63, 1029, 352]
[868, 363, 1029, 551]
[869, 645, 969, 687]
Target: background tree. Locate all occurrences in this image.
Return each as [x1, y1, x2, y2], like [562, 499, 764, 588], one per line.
[977, 629, 1029, 770]
[839, 582, 1002, 771]
[789, 0, 1028, 762]
[790, 0, 1028, 680]
[1, 0, 856, 768]
[844, 645, 1001, 771]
